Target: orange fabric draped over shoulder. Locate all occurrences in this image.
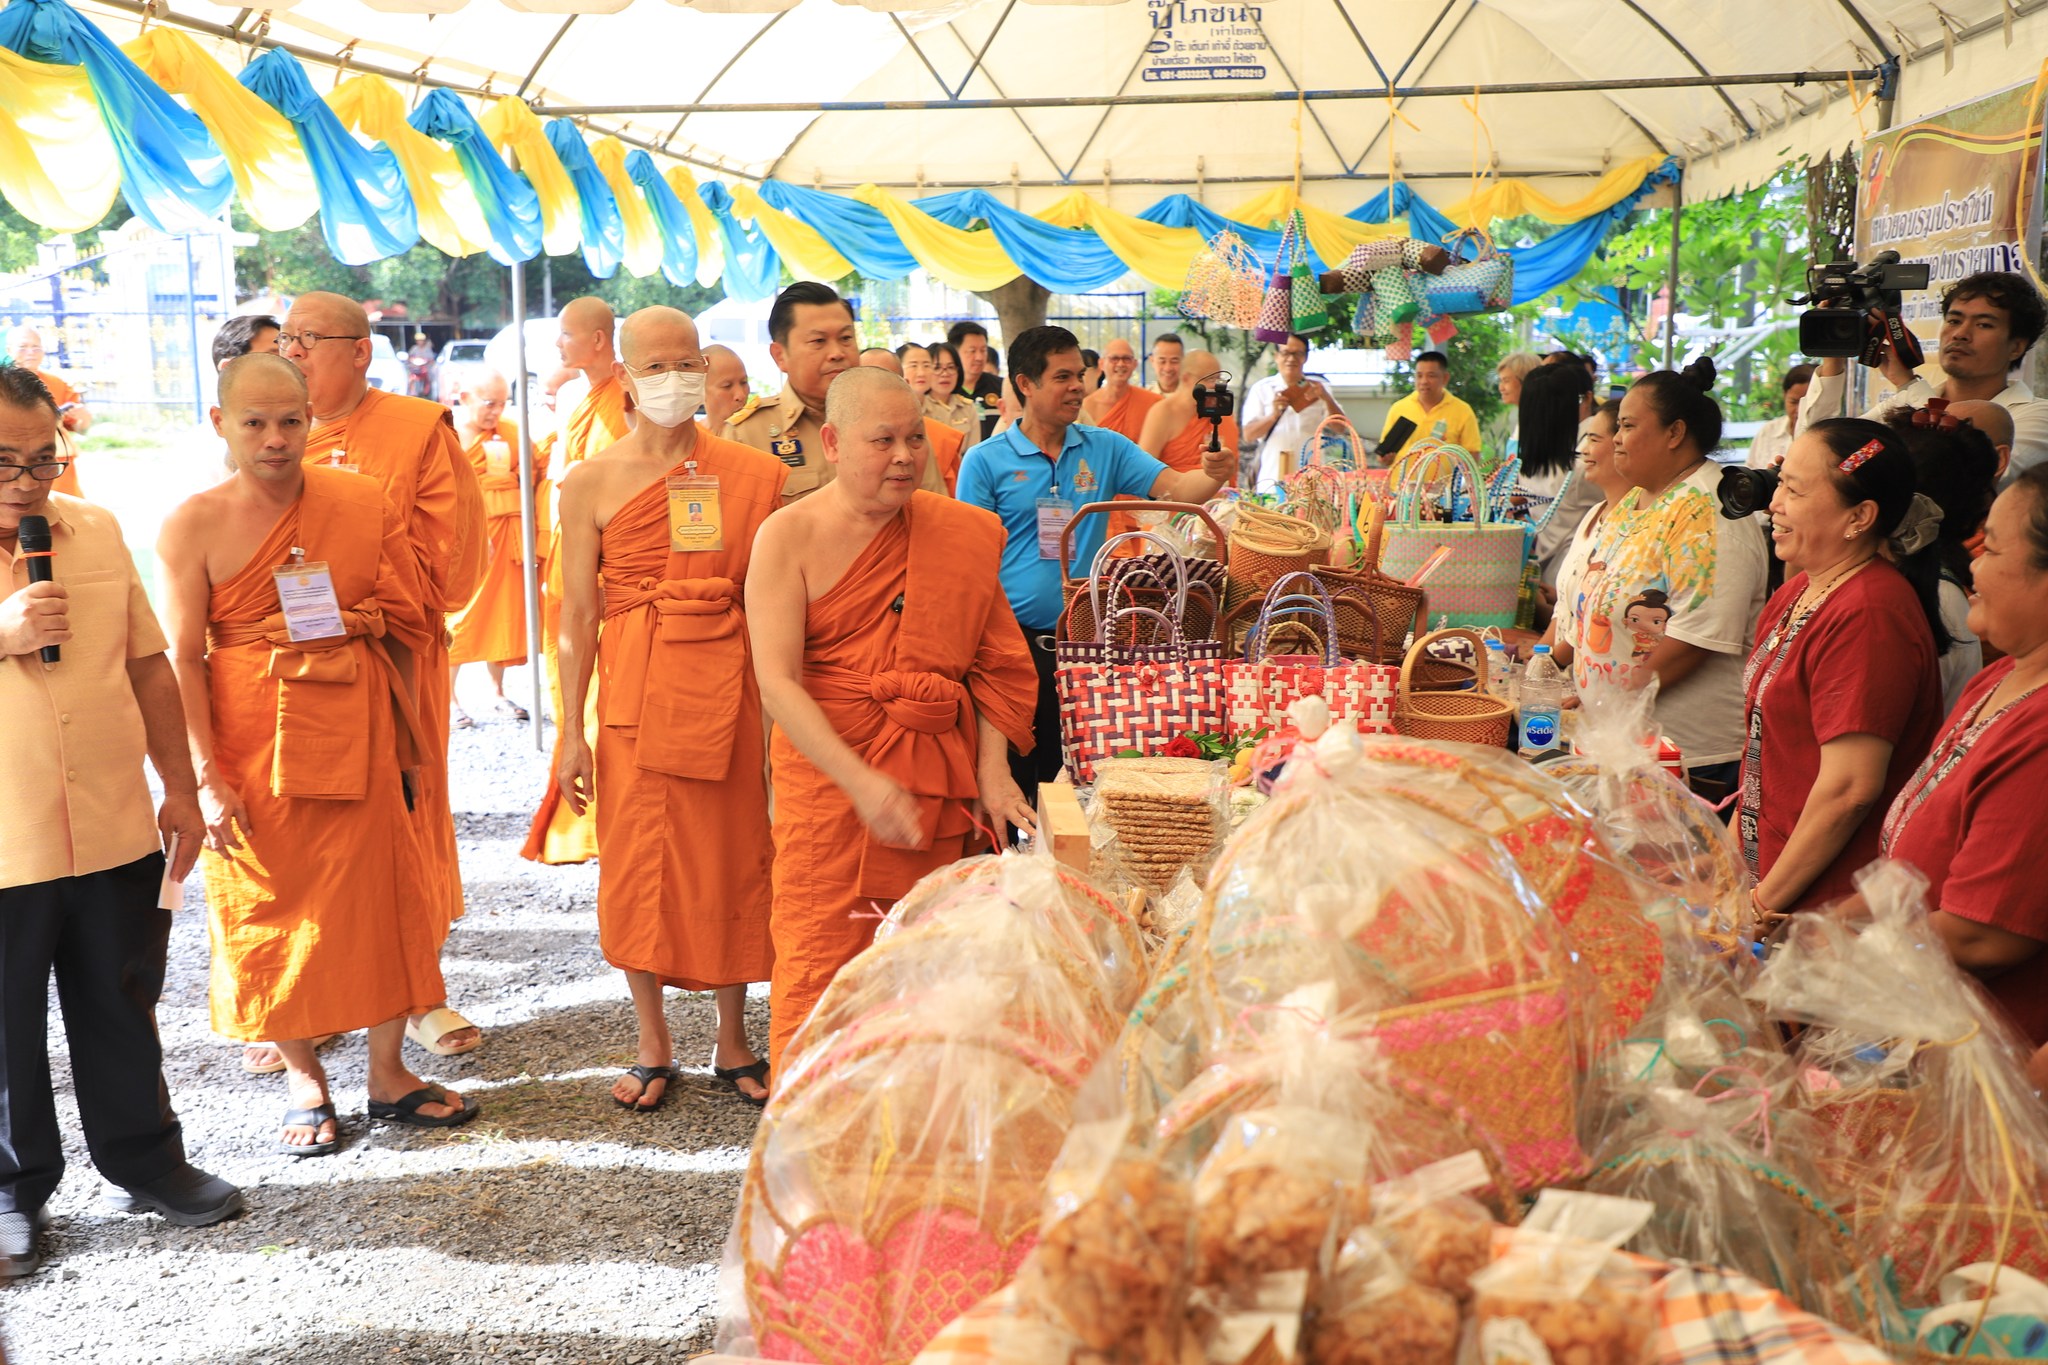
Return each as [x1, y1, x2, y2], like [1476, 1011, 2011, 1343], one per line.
[767, 493, 1037, 1070]
[923, 417, 963, 496]
[1160, 412, 1238, 475]
[1094, 386, 1160, 442]
[585, 433, 787, 989]
[200, 465, 444, 1042]
[306, 386, 483, 940]
[526, 376, 631, 866]
[448, 419, 530, 666]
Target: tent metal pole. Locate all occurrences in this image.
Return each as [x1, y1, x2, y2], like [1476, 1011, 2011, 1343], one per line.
[509, 254, 545, 752]
[1664, 185, 1683, 370]
[182, 233, 204, 424]
[536, 70, 1879, 118]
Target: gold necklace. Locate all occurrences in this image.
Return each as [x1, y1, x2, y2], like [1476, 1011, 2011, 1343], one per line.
[1762, 556, 1875, 652]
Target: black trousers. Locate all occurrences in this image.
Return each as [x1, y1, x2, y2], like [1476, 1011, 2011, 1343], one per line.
[0, 853, 185, 1214]
[1008, 624, 1064, 813]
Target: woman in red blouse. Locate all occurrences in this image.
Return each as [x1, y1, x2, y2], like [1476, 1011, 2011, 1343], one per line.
[1883, 464, 2048, 1047]
[1738, 420, 1945, 918]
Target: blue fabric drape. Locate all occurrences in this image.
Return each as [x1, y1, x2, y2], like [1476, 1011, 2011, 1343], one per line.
[755, 181, 919, 280]
[697, 180, 780, 302]
[238, 50, 417, 265]
[408, 88, 541, 267]
[1140, 195, 1295, 266]
[623, 151, 700, 289]
[914, 190, 1130, 293]
[543, 118, 625, 279]
[0, 0, 231, 235]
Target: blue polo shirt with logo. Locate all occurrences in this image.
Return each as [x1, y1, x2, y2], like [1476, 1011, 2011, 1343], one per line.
[956, 422, 1169, 631]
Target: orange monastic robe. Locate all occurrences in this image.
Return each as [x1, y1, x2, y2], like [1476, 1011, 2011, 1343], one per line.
[1160, 413, 1239, 478]
[448, 419, 538, 666]
[1093, 385, 1161, 442]
[525, 374, 631, 866]
[200, 465, 445, 1041]
[590, 435, 787, 988]
[924, 417, 964, 496]
[304, 386, 486, 940]
[766, 494, 1037, 1071]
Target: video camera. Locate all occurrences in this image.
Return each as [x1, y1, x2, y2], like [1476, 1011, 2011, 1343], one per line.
[1192, 372, 1234, 453]
[1795, 250, 1932, 365]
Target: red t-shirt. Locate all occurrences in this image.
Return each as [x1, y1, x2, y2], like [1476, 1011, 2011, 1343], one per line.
[1743, 561, 1942, 911]
[1884, 657, 2048, 1046]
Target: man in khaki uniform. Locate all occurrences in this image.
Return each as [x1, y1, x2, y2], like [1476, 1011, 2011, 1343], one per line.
[724, 282, 945, 504]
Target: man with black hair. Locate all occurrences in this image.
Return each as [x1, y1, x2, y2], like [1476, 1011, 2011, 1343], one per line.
[1802, 270, 2048, 484]
[1148, 332, 1185, 396]
[731, 283, 945, 502]
[1380, 350, 1481, 459]
[946, 319, 1004, 440]
[211, 315, 280, 371]
[956, 325, 1237, 810]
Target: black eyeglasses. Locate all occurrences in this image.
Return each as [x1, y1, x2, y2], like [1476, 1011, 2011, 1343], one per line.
[276, 331, 368, 351]
[0, 460, 70, 484]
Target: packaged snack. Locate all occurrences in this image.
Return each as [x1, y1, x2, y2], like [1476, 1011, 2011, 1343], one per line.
[1307, 1227, 1462, 1365]
[1464, 1197, 1660, 1365]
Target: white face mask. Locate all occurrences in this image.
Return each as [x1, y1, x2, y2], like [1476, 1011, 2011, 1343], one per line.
[632, 369, 706, 428]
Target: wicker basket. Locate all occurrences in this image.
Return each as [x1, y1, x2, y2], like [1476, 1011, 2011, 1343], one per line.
[1058, 502, 1226, 647]
[1216, 589, 1383, 661]
[1395, 627, 1514, 746]
[1226, 504, 1331, 606]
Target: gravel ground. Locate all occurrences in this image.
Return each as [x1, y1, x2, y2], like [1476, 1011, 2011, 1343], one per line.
[0, 668, 768, 1363]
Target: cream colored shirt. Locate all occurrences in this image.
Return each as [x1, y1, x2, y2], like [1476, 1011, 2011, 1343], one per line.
[1, 493, 167, 889]
[725, 384, 948, 503]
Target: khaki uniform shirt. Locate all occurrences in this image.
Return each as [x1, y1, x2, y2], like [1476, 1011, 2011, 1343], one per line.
[724, 383, 947, 503]
[1, 494, 167, 889]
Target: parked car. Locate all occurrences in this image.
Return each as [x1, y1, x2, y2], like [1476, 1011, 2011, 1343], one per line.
[437, 338, 489, 403]
[366, 334, 408, 394]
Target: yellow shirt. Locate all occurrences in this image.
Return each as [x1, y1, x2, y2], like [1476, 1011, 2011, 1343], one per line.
[1381, 391, 1482, 458]
[1, 494, 168, 889]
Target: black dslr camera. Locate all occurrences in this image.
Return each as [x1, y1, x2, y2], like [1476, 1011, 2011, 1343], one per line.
[1795, 250, 1932, 364]
[1192, 372, 1234, 453]
[1717, 463, 1778, 520]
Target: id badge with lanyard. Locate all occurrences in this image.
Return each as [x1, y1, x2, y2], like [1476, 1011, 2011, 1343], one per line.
[1035, 454, 1073, 561]
[666, 450, 724, 553]
[272, 545, 347, 643]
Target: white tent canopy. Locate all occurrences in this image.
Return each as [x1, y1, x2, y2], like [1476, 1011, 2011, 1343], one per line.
[71, 0, 2048, 212]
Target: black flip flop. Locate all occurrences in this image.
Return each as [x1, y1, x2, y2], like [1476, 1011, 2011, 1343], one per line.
[714, 1060, 771, 1108]
[274, 1102, 339, 1158]
[496, 697, 531, 723]
[367, 1084, 480, 1130]
[612, 1064, 675, 1113]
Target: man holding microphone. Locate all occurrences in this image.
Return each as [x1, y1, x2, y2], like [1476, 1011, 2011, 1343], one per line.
[0, 368, 237, 1280]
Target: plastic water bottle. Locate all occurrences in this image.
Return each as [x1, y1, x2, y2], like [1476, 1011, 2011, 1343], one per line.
[1484, 639, 1520, 749]
[1518, 645, 1564, 759]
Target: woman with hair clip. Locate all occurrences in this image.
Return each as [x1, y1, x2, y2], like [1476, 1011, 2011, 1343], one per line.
[1737, 419, 1945, 920]
[1516, 361, 1597, 583]
[1881, 465, 2048, 1046]
[1573, 357, 1770, 804]
[1885, 403, 1999, 712]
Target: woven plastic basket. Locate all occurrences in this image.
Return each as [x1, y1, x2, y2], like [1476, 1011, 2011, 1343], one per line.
[1395, 627, 1514, 746]
[1058, 502, 1226, 647]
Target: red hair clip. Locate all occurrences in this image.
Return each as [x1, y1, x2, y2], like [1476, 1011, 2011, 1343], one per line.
[1837, 439, 1883, 475]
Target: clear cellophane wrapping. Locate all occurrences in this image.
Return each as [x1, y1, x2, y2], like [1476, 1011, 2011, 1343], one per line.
[1544, 680, 1757, 969]
[727, 854, 1134, 1365]
[1087, 757, 1231, 909]
[1306, 1191, 1498, 1365]
[1747, 860, 2048, 1355]
[1464, 1219, 1661, 1365]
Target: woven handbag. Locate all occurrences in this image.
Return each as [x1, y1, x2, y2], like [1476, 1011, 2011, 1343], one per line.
[1424, 227, 1516, 315]
[1295, 411, 1368, 476]
[1285, 211, 1329, 331]
[1223, 573, 1397, 737]
[1379, 441, 1527, 629]
[1252, 262, 1293, 345]
[1394, 627, 1514, 747]
[1056, 529, 1223, 666]
[1057, 610, 1229, 784]
[1058, 502, 1226, 648]
[1179, 228, 1266, 329]
[1226, 503, 1330, 605]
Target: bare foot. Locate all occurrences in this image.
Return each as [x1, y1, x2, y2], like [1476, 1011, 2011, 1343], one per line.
[280, 1079, 336, 1149]
[714, 1043, 769, 1103]
[368, 1068, 465, 1120]
[612, 1065, 670, 1110]
[408, 1012, 481, 1053]
[244, 1043, 284, 1073]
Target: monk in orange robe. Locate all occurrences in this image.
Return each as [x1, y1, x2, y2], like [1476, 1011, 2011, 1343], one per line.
[158, 355, 479, 1154]
[286, 292, 487, 1060]
[447, 368, 541, 727]
[524, 296, 630, 867]
[551, 307, 784, 1109]
[748, 368, 1039, 1076]
[1081, 337, 1161, 440]
[1139, 348, 1240, 480]
[859, 347, 963, 495]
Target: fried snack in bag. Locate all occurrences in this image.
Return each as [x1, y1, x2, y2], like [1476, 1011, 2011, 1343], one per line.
[1307, 1226, 1462, 1365]
[1747, 861, 2048, 1353]
[1465, 1195, 1660, 1365]
[1089, 757, 1231, 903]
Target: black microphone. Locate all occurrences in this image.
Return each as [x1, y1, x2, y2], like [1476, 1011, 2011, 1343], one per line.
[18, 514, 57, 664]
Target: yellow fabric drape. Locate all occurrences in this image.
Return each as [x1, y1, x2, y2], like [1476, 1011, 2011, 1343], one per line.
[851, 185, 1020, 292]
[123, 29, 316, 233]
[0, 45, 119, 232]
[662, 164, 724, 287]
[328, 75, 489, 258]
[588, 136, 663, 278]
[480, 96, 581, 257]
[1226, 188, 1407, 269]
[1035, 191, 1208, 290]
[730, 182, 854, 283]
[1442, 156, 1660, 226]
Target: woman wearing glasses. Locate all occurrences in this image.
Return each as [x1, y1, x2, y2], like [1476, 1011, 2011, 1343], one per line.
[924, 341, 978, 441]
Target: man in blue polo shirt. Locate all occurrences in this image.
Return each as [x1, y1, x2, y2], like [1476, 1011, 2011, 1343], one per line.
[957, 324, 1235, 809]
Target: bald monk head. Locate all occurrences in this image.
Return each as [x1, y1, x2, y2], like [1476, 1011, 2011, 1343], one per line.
[705, 345, 749, 430]
[280, 291, 372, 420]
[457, 368, 510, 437]
[1102, 338, 1137, 389]
[556, 297, 617, 381]
[211, 353, 312, 487]
[1949, 398, 2016, 477]
[1182, 350, 1223, 392]
[7, 326, 46, 370]
[617, 306, 706, 430]
[821, 367, 926, 510]
[859, 348, 903, 376]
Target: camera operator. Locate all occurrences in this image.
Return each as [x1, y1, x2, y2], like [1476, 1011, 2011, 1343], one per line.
[0, 369, 236, 1279]
[1801, 270, 2048, 484]
[1138, 348, 1241, 484]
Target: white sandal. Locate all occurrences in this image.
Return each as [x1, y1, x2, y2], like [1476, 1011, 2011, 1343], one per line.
[404, 1007, 483, 1056]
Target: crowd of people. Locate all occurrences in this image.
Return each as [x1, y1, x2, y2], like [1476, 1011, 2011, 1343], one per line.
[5, 266, 2048, 1285]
